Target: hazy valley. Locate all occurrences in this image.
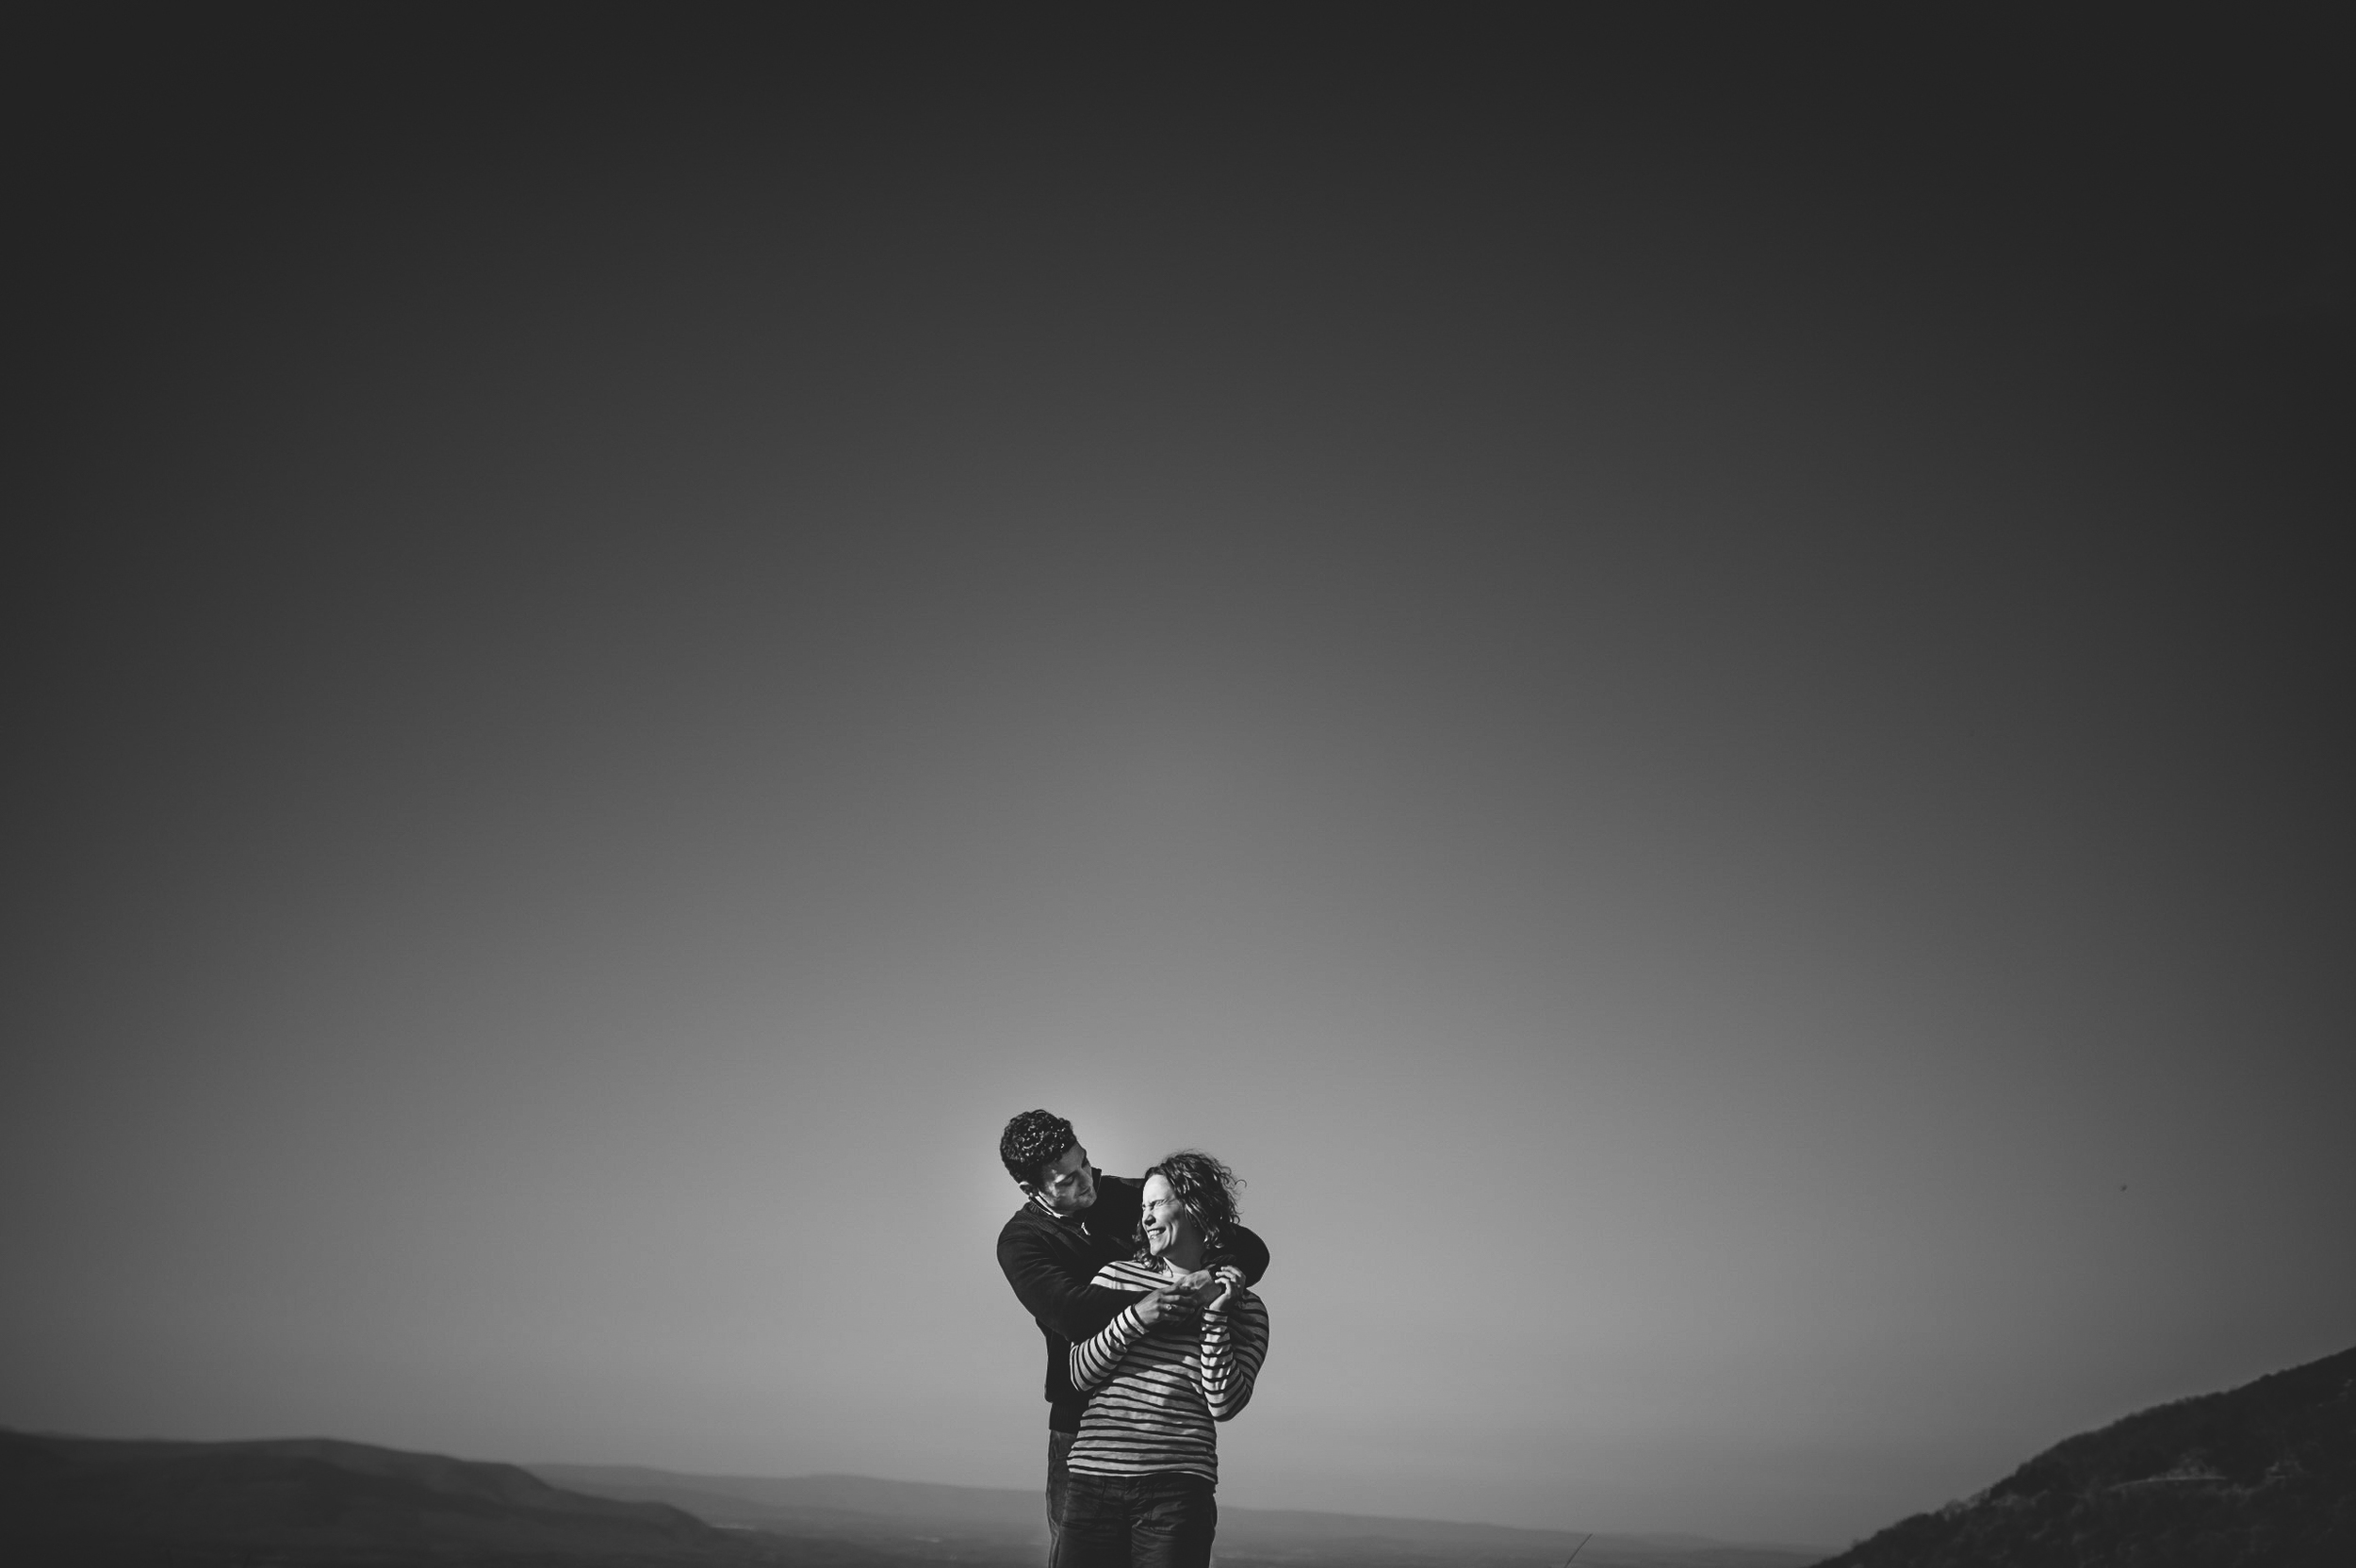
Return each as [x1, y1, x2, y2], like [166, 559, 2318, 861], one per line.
[5, 1344, 2348, 1567]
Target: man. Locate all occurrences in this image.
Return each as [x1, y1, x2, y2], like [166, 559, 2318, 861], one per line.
[995, 1110, 1270, 1558]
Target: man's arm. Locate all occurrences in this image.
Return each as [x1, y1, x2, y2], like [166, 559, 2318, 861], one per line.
[996, 1223, 1138, 1345]
[1223, 1222, 1270, 1288]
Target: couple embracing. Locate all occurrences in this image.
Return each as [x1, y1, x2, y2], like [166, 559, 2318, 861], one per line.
[994, 1110, 1272, 1568]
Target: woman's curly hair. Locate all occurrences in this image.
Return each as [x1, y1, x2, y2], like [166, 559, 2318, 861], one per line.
[1137, 1149, 1246, 1264]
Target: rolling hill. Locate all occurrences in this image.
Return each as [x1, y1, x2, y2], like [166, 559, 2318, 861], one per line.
[0, 1429, 900, 1567]
[1813, 1343, 2355, 1567]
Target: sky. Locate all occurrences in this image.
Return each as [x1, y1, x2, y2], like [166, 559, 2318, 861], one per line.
[5, 7, 2352, 1550]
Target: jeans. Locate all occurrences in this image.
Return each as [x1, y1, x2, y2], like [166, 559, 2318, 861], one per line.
[1046, 1429, 1075, 1564]
[1051, 1468, 1218, 1568]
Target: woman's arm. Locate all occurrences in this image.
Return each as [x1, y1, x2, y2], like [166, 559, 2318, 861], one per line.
[1201, 1290, 1268, 1421]
[1069, 1286, 1192, 1392]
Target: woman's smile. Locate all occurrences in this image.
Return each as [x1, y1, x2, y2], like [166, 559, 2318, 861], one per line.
[1140, 1173, 1196, 1262]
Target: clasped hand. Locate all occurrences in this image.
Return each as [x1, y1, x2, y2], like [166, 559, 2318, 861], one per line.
[1132, 1266, 1243, 1328]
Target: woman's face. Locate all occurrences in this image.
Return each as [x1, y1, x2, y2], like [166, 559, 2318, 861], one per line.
[1141, 1173, 1196, 1259]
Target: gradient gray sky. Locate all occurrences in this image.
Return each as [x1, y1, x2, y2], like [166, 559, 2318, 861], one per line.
[6, 8, 2351, 1549]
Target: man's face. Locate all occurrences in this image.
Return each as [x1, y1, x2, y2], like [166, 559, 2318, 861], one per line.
[1030, 1142, 1097, 1215]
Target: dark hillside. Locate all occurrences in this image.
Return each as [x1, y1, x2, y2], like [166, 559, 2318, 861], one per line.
[1816, 1344, 2356, 1568]
[0, 1429, 901, 1567]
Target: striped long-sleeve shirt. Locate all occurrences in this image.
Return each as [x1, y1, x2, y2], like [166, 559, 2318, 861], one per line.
[1065, 1257, 1269, 1483]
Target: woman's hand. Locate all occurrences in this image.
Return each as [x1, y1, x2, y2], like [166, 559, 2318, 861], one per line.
[1170, 1266, 1242, 1314]
[1168, 1266, 1244, 1305]
[1132, 1287, 1202, 1330]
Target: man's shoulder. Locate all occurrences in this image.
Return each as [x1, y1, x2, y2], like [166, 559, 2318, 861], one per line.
[998, 1200, 1059, 1248]
[993, 1179, 1140, 1262]
[996, 1199, 1096, 1265]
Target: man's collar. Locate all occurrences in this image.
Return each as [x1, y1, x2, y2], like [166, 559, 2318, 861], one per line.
[1030, 1191, 1097, 1229]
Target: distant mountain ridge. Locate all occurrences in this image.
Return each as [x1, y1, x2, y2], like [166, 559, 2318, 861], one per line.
[534, 1462, 1828, 1568]
[1815, 1343, 2356, 1568]
[0, 1428, 1824, 1568]
[20, 1343, 2346, 1568]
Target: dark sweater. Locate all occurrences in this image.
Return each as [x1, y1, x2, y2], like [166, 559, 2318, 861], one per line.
[995, 1172, 1270, 1432]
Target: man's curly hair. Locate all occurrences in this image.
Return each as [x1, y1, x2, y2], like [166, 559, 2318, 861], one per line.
[1138, 1149, 1245, 1263]
[999, 1109, 1078, 1188]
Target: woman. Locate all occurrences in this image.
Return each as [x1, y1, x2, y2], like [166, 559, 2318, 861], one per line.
[1055, 1150, 1269, 1568]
